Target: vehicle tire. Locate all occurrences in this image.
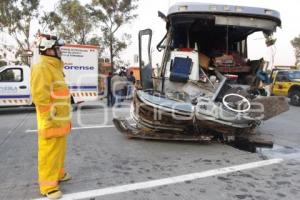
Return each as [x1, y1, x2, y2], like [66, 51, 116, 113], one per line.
[290, 90, 300, 106]
[71, 96, 78, 111]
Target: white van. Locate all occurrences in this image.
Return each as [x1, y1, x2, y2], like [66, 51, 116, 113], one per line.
[0, 44, 99, 107]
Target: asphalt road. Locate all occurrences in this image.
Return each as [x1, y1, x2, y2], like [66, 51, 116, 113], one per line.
[0, 102, 299, 200]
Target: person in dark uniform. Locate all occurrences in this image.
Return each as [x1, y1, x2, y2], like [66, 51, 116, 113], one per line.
[127, 71, 136, 98]
[106, 72, 114, 107]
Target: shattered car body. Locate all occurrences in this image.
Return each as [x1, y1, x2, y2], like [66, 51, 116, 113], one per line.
[114, 3, 288, 150]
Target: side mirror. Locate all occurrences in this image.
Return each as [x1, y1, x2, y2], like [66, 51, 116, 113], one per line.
[265, 37, 277, 47]
[264, 32, 276, 47]
[158, 11, 167, 22]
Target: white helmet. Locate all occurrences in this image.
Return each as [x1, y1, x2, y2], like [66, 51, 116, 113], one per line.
[37, 34, 64, 52]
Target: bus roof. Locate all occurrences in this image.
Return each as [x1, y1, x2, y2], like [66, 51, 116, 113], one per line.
[168, 2, 281, 25]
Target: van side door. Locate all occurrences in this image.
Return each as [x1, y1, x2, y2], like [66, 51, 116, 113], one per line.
[0, 66, 31, 106]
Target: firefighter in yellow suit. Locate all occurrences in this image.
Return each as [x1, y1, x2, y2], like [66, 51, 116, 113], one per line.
[31, 34, 72, 199]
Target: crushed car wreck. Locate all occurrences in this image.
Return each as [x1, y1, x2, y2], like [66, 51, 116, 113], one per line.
[113, 2, 289, 151]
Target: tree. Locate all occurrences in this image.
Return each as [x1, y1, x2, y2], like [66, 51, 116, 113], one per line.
[0, 0, 40, 65]
[88, 0, 138, 71]
[291, 35, 300, 66]
[40, 0, 93, 44]
[87, 35, 105, 57]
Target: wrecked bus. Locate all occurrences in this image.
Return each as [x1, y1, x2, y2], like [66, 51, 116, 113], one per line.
[114, 2, 288, 151]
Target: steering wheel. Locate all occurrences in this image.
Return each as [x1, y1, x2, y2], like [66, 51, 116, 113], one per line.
[222, 93, 251, 113]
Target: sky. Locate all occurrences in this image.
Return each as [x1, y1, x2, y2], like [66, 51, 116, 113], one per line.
[13, 0, 300, 66]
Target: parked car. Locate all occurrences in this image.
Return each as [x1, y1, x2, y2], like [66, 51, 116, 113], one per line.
[271, 69, 300, 106]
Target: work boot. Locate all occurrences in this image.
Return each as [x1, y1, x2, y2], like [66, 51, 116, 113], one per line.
[44, 190, 62, 199]
[60, 172, 72, 182]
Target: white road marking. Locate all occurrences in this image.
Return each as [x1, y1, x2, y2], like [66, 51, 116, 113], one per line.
[25, 125, 115, 133]
[33, 158, 283, 200]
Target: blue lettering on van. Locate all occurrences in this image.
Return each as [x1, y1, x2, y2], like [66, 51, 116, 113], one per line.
[64, 66, 95, 70]
[0, 86, 18, 93]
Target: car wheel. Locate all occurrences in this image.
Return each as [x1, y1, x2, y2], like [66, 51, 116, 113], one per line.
[290, 90, 300, 106]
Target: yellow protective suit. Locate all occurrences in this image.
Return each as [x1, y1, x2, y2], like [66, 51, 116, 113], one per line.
[30, 55, 71, 195]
